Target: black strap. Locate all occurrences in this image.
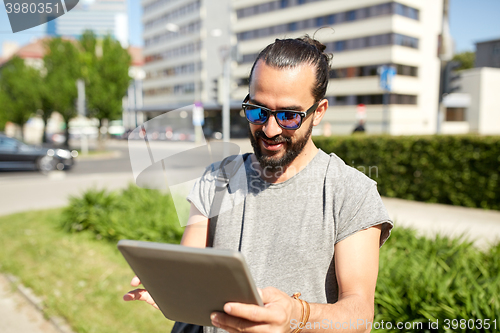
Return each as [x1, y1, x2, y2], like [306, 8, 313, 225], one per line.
[206, 153, 250, 248]
[171, 321, 204, 333]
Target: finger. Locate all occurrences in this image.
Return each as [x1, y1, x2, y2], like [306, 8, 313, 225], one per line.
[259, 287, 283, 304]
[123, 289, 159, 309]
[130, 275, 141, 287]
[222, 302, 280, 324]
[257, 288, 263, 300]
[211, 312, 264, 333]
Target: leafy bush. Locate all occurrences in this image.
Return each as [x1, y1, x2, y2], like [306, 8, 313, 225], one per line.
[60, 185, 184, 243]
[376, 227, 500, 332]
[314, 135, 500, 210]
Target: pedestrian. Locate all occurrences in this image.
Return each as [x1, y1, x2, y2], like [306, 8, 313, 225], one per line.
[352, 119, 366, 134]
[124, 35, 393, 333]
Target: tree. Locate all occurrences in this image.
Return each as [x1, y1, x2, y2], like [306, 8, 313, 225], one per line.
[80, 30, 131, 144]
[452, 51, 475, 71]
[0, 56, 42, 140]
[43, 37, 82, 147]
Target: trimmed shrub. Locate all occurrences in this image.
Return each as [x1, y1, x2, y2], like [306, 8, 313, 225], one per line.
[60, 184, 184, 243]
[376, 227, 500, 332]
[314, 135, 500, 210]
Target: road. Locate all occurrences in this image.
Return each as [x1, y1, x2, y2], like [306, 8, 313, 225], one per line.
[0, 139, 254, 216]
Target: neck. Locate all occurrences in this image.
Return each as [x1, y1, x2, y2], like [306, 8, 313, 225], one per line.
[252, 139, 319, 183]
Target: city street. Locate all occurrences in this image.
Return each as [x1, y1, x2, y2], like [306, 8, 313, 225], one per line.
[0, 139, 254, 216]
[1, 138, 500, 333]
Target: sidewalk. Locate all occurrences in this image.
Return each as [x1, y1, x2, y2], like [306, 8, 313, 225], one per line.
[382, 197, 500, 249]
[0, 274, 61, 333]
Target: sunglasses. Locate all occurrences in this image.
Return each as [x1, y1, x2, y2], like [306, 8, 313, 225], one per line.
[242, 94, 319, 130]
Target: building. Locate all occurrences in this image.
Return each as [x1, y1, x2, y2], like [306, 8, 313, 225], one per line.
[442, 67, 500, 135]
[232, 0, 444, 135]
[475, 38, 500, 69]
[440, 37, 500, 135]
[46, 0, 128, 47]
[141, 0, 252, 137]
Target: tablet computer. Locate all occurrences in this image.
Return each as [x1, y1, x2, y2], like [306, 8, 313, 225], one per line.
[117, 240, 263, 326]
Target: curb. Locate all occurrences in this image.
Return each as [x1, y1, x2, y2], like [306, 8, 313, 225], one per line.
[75, 150, 122, 161]
[5, 274, 76, 333]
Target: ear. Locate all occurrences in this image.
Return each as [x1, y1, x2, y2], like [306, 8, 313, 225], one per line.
[312, 98, 328, 126]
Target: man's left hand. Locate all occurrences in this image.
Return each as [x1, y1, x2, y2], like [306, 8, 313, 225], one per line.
[211, 287, 301, 333]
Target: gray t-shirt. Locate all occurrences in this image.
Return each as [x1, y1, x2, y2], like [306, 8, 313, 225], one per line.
[187, 149, 393, 329]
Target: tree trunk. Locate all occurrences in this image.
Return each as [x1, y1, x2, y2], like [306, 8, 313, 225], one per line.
[42, 117, 48, 144]
[97, 118, 107, 151]
[64, 120, 70, 148]
[19, 122, 25, 142]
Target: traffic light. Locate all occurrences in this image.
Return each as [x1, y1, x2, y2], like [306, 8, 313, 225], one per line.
[441, 61, 461, 97]
[212, 78, 219, 103]
[212, 77, 224, 104]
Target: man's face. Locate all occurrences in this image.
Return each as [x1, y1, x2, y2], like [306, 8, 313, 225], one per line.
[247, 60, 317, 171]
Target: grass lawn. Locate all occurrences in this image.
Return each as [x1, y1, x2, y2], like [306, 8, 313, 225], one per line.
[0, 209, 172, 333]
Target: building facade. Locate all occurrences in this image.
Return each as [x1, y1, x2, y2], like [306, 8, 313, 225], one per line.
[443, 67, 500, 135]
[141, 0, 253, 136]
[232, 0, 444, 135]
[475, 38, 500, 69]
[46, 0, 128, 47]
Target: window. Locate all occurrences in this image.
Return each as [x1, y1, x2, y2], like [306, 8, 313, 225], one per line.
[335, 41, 346, 52]
[288, 22, 297, 31]
[280, 0, 288, 8]
[346, 10, 356, 21]
[446, 108, 466, 121]
[0, 137, 18, 150]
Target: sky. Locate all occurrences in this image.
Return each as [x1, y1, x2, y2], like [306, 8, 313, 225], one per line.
[0, 0, 499, 56]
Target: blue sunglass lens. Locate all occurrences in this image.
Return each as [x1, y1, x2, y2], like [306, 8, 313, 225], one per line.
[245, 107, 268, 124]
[276, 112, 301, 129]
[244, 105, 302, 129]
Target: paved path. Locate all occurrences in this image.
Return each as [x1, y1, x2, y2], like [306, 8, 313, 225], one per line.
[0, 274, 60, 333]
[382, 197, 500, 249]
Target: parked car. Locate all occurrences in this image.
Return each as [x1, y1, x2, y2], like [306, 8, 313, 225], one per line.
[0, 134, 77, 172]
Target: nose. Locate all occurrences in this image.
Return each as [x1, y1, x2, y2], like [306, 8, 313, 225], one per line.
[262, 114, 283, 138]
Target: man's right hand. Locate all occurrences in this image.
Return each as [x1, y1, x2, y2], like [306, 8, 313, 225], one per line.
[123, 276, 159, 310]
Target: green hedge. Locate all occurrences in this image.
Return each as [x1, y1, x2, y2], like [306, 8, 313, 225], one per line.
[376, 227, 500, 332]
[59, 186, 500, 331]
[60, 185, 184, 243]
[314, 135, 500, 210]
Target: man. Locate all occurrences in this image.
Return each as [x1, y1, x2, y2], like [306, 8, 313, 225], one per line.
[124, 36, 393, 333]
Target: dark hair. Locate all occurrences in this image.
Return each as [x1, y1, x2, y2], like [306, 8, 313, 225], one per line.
[248, 35, 332, 102]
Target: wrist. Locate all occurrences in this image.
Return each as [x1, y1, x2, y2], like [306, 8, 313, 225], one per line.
[290, 293, 310, 333]
[291, 298, 303, 331]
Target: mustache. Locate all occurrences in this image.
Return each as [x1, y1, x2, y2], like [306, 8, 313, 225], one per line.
[254, 130, 292, 144]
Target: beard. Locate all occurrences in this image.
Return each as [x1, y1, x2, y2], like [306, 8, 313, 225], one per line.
[248, 120, 313, 172]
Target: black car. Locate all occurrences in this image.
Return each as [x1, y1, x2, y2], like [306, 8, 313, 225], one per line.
[0, 134, 77, 171]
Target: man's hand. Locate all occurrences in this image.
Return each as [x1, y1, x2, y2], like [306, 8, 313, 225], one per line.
[122, 276, 159, 310]
[211, 287, 301, 333]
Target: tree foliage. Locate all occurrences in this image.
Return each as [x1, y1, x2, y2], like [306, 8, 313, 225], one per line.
[452, 51, 475, 71]
[0, 56, 42, 138]
[43, 37, 82, 146]
[0, 33, 131, 143]
[80, 30, 131, 127]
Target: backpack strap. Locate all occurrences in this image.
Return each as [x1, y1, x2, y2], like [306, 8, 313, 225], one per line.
[206, 153, 251, 248]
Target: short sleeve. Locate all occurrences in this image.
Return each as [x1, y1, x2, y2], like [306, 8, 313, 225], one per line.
[186, 164, 217, 218]
[335, 182, 393, 248]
